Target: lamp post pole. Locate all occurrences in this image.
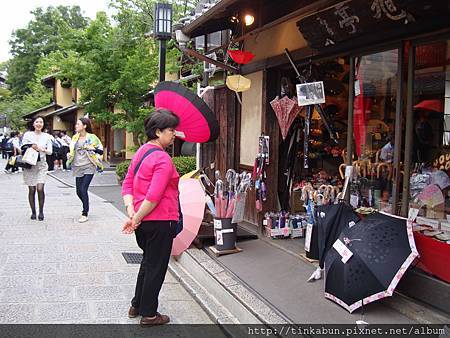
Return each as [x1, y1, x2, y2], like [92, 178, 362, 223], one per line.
[158, 38, 167, 82]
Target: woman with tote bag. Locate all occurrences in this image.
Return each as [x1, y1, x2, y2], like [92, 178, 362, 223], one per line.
[21, 116, 53, 221]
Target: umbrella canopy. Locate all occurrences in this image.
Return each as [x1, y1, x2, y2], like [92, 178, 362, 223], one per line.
[270, 96, 301, 140]
[171, 178, 206, 256]
[226, 75, 251, 93]
[315, 202, 360, 269]
[414, 99, 443, 113]
[227, 50, 255, 64]
[325, 212, 418, 313]
[154, 81, 219, 143]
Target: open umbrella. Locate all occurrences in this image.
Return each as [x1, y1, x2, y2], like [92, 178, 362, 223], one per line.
[227, 50, 255, 64]
[226, 75, 251, 92]
[154, 81, 219, 143]
[171, 178, 206, 256]
[324, 212, 418, 313]
[226, 75, 251, 105]
[270, 96, 301, 140]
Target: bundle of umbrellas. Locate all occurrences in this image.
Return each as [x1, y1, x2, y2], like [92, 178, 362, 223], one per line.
[213, 169, 252, 223]
[313, 204, 419, 313]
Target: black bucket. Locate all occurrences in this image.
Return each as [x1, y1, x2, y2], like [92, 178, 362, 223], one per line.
[214, 218, 237, 251]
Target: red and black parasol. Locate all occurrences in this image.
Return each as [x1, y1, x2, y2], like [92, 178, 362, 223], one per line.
[154, 81, 219, 143]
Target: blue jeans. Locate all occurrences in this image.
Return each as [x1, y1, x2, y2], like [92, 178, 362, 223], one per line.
[76, 174, 94, 216]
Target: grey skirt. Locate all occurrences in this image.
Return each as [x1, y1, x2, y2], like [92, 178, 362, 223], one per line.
[23, 160, 48, 186]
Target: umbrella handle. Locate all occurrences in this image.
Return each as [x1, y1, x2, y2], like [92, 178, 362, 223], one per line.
[235, 91, 242, 105]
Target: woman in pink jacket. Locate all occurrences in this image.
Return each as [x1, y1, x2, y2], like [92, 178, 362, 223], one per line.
[121, 109, 180, 326]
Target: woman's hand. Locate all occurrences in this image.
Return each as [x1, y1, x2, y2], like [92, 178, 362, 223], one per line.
[126, 205, 135, 219]
[31, 144, 39, 151]
[122, 219, 136, 234]
[132, 214, 142, 227]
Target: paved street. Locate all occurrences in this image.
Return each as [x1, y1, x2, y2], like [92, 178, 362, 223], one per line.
[0, 159, 213, 324]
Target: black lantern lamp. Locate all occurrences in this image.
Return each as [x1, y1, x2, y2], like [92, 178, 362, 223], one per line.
[154, 3, 173, 82]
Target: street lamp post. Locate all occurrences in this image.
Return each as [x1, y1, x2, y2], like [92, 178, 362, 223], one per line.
[154, 3, 173, 82]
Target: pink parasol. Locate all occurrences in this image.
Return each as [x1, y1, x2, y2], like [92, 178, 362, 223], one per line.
[270, 96, 301, 140]
[171, 179, 206, 256]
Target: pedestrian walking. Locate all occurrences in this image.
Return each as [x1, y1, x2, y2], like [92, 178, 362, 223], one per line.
[0, 133, 7, 159]
[53, 131, 63, 170]
[121, 109, 180, 327]
[59, 131, 71, 171]
[22, 116, 53, 221]
[44, 129, 56, 172]
[4, 132, 20, 173]
[67, 117, 104, 223]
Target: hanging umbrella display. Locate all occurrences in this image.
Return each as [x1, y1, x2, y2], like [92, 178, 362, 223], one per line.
[324, 212, 418, 313]
[171, 178, 206, 256]
[270, 96, 301, 140]
[154, 81, 219, 143]
[227, 50, 255, 64]
[315, 202, 361, 269]
[226, 75, 252, 104]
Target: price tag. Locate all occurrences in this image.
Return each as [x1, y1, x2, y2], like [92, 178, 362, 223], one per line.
[221, 228, 234, 234]
[345, 165, 354, 178]
[408, 208, 419, 222]
[291, 228, 304, 238]
[350, 194, 359, 208]
[305, 223, 313, 252]
[333, 239, 353, 264]
[216, 230, 223, 245]
[270, 228, 282, 237]
[354, 80, 361, 97]
[214, 219, 222, 229]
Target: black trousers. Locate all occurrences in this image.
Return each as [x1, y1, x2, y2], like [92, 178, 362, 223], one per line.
[46, 154, 55, 171]
[132, 220, 176, 317]
[61, 146, 69, 170]
[75, 174, 94, 216]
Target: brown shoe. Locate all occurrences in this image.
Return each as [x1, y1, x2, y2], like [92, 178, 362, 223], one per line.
[128, 306, 139, 318]
[140, 313, 170, 326]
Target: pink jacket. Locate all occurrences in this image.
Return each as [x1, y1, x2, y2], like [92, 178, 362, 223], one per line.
[121, 144, 180, 221]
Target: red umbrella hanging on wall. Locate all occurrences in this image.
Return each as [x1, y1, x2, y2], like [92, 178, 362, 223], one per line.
[227, 50, 255, 64]
[270, 96, 301, 140]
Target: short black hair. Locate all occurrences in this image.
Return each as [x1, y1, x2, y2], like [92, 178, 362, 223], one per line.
[29, 116, 46, 131]
[144, 109, 180, 140]
[78, 117, 93, 133]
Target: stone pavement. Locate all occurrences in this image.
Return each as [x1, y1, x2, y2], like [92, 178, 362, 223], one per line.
[0, 159, 213, 324]
[48, 169, 119, 188]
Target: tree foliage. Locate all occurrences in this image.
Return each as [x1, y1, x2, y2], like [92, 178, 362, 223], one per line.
[7, 6, 89, 96]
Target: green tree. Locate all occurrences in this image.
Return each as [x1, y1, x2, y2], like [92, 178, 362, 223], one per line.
[7, 6, 89, 96]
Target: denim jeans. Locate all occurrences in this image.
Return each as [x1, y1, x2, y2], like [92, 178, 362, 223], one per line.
[75, 174, 94, 216]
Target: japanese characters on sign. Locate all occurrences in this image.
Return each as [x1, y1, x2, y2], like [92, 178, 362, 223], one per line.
[296, 0, 445, 50]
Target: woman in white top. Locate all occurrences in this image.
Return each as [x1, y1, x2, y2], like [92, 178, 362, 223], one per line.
[22, 116, 53, 221]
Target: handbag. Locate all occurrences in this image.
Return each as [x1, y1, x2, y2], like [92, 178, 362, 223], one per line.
[9, 155, 32, 169]
[22, 147, 39, 165]
[134, 147, 183, 237]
